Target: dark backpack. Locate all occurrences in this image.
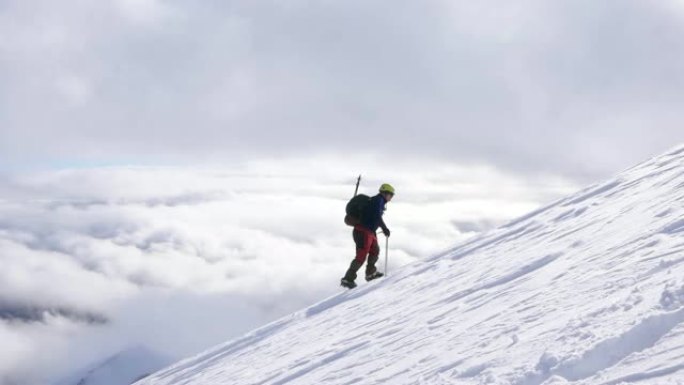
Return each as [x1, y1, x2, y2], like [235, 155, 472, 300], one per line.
[344, 194, 370, 226]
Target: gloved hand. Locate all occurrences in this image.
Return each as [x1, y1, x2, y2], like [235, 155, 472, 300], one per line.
[382, 227, 391, 237]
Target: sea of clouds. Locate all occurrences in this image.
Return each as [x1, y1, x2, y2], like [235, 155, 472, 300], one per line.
[0, 157, 577, 384]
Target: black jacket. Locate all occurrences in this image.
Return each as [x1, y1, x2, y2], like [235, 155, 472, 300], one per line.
[361, 194, 388, 233]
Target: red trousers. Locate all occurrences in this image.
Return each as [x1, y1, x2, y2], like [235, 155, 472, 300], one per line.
[354, 225, 379, 263]
[343, 226, 380, 282]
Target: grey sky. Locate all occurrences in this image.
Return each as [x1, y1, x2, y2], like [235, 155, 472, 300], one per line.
[1, 0, 683, 178]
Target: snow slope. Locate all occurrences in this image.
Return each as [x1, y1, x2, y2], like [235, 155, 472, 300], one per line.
[136, 145, 684, 385]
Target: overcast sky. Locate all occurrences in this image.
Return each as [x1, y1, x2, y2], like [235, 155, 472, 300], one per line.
[2, 1, 684, 384]
[1, 0, 682, 178]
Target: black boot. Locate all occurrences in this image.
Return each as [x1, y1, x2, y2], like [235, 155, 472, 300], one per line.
[365, 254, 382, 281]
[341, 259, 363, 289]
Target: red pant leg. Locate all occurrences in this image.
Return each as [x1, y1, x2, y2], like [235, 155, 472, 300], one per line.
[353, 227, 376, 263]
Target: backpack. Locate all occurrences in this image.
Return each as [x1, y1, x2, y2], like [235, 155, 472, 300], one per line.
[344, 194, 370, 226]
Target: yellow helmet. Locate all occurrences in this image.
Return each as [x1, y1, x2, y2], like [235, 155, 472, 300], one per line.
[379, 183, 395, 195]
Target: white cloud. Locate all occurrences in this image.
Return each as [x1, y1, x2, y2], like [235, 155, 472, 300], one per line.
[0, 158, 578, 384]
[1, 1, 683, 178]
[55, 75, 92, 107]
[114, 0, 179, 26]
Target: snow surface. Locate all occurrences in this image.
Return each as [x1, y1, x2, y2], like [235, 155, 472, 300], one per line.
[136, 145, 684, 385]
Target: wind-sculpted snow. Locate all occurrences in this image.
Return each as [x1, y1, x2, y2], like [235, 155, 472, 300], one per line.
[137, 145, 684, 385]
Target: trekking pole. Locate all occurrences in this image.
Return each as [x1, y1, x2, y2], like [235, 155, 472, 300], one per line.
[384, 236, 389, 276]
[353, 174, 361, 196]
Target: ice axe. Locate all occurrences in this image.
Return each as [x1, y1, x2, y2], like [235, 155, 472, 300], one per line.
[384, 235, 389, 276]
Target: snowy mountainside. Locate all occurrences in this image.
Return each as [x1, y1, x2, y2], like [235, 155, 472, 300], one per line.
[137, 145, 684, 385]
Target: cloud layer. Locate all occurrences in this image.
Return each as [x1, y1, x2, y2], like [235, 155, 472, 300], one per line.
[1, 1, 683, 178]
[0, 158, 577, 384]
